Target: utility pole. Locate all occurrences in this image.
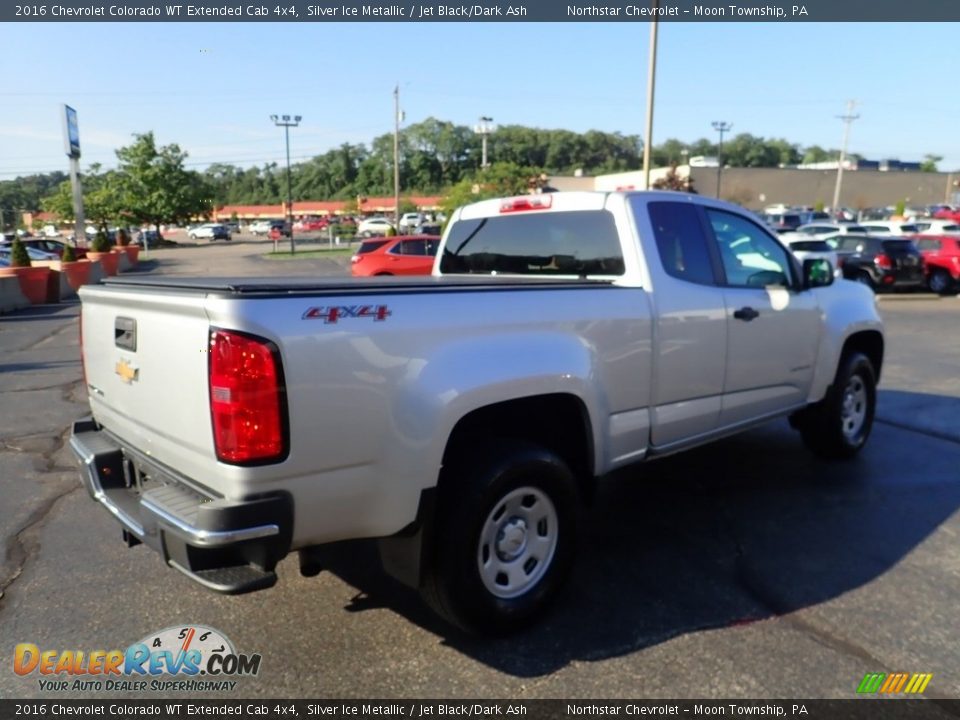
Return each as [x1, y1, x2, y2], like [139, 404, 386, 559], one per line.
[474, 116, 494, 168]
[393, 84, 402, 231]
[271, 114, 301, 254]
[642, 0, 659, 190]
[831, 100, 859, 216]
[712, 121, 732, 199]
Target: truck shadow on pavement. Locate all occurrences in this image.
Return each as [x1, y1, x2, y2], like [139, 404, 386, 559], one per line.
[318, 396, 960, 677]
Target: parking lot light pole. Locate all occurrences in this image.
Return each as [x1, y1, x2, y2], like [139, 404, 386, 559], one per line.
[642, 0, 659, 190]
[271, 114, 301, 254]
[712, 121, 732, 199]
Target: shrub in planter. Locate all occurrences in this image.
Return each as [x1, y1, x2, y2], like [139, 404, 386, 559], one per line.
[62, 244, 76, 263]
[91, 231, 112, 253]
[10, 237, 31, 267]
[1, 237, 51, 304]
[88, 231, 120, 276]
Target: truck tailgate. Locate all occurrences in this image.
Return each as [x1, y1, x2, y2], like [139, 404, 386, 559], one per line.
[79, 284, 221, 493]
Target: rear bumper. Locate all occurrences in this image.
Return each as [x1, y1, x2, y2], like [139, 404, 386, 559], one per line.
[69, 418, 293, 594]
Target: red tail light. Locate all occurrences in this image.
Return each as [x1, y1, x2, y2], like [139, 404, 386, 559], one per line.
[875, 254, 892, 269]
[500, 195, 553, 213]
[209, 329, 286, 464]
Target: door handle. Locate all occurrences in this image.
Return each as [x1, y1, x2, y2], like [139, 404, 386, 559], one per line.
[733, 306, 760, 321]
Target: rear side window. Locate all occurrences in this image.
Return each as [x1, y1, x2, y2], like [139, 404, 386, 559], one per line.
[645, 201, 716, 285]
[357, 240, 389, 254]
[882, 240, 919, 253]
[916, 239, 941, 251]
[440, 210, 624, 276]
[790, 240, 832, 252]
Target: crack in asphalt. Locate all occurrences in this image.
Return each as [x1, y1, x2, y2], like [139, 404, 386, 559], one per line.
[876, 417, 960, 446]
[19, 316, 78, 353]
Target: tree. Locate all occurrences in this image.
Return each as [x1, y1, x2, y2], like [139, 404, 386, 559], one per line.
[920, 154, 942, 173]
[441, 162, 541, 217]
[114, 132, 214, 237]
[652, 165, 696, 193]
[41, 163, 124, 233]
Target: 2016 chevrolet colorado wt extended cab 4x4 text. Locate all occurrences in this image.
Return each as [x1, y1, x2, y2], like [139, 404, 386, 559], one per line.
[71, 191, 884, 633]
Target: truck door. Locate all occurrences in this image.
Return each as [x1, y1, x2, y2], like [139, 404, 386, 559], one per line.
[634, 199, 728, 448]
[703, 208, 821, 427]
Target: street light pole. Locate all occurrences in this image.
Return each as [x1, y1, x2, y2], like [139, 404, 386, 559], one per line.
[270, 114, 301, 254]
[394, 84, 402, 232]
[711, 121, 732, 199]
[474, 116, 494, 168]
[642, 0, 659, 190]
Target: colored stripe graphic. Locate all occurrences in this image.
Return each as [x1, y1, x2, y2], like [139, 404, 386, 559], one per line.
[858, 672, 932, 694]
[857, 673, 885, 693]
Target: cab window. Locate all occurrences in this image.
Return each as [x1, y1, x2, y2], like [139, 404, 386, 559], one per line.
[705, 209, 793, 288]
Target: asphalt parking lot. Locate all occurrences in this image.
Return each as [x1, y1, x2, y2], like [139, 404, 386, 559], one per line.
[0, 238, 958, 700]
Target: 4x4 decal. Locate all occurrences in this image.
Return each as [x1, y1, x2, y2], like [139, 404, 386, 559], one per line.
[303, 305, 392, 323]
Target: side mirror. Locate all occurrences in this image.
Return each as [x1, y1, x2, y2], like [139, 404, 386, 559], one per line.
[803, 258, 834, 289]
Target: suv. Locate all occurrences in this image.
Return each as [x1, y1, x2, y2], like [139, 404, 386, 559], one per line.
[269, 221, 292, 239]
[189, 224, 230, 241]
[913, 235, 960, 294]
[830, 234, 925, 291]
[357, 217, 395, 238]
[351, 235, 440, 277]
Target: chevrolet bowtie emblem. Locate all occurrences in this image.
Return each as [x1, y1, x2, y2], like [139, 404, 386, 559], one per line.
[115, 358, 139, 384]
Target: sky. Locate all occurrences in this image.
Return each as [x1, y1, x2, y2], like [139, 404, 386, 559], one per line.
[2, 21, 959, 180]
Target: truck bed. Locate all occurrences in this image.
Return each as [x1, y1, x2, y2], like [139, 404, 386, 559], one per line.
[101, 275, 614, 297]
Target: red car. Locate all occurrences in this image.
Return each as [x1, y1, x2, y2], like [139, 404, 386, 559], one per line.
[351, 235, 440, 277]
[912, 235, 960, 294]
[299, 217, 330, 231]
[933, 207, 960, 223]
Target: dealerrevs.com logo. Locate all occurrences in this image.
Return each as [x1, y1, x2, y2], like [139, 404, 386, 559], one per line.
[14, 625, 261, 693]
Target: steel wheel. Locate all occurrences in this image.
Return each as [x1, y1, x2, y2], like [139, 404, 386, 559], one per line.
[477, 487, 559, 599]
[840, 375, 867, 441]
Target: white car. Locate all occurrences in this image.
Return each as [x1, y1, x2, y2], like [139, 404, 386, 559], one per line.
[858, 221, 920, 236]
[398, 213, 424, 231]
[188, 224, 230, 241]
[794, 222, 867, 238]
[778, 233, 842, 277]
[914, 219, 960, 235]
[357, 217, 395, 238]
[248, 220, 274, 236]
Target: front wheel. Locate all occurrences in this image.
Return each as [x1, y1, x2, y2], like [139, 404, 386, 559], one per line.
[796, 351, 877, 459]
[422, 439, 579, 634]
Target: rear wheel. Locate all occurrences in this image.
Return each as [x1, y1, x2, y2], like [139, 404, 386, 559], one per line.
[928, 269, 954, 295]
[422, 439, 578, 635]
[854, 272, 875, 291]
[795, 351, 876, 459]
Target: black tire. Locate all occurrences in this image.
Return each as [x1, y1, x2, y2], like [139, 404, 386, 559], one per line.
[854, 271, 875, 291]
[928, 269, 954, 295]
[422, 439, 579, 635]
[797, 351, 876, 459]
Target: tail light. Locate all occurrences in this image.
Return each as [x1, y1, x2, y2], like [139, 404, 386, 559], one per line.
[875, 254, 892, 269]
[209, 329, 287, 464]
[500, 195, 553, 213]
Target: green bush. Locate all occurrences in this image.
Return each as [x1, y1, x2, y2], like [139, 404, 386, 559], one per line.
[90, 231, 112, 252]
[894, 200, 906, 217]
[115, 228, 130, 247]
[61, 244, 76, 262]
[814, 200, 825, 213]
[384, 225, 397, 237]
[10, 237, 31, 267]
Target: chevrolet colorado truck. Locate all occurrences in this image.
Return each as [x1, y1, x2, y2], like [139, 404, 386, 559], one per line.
[70, 191, 884, 633]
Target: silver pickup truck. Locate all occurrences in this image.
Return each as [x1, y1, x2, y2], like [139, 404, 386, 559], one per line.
[71, 191, 884, 633]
